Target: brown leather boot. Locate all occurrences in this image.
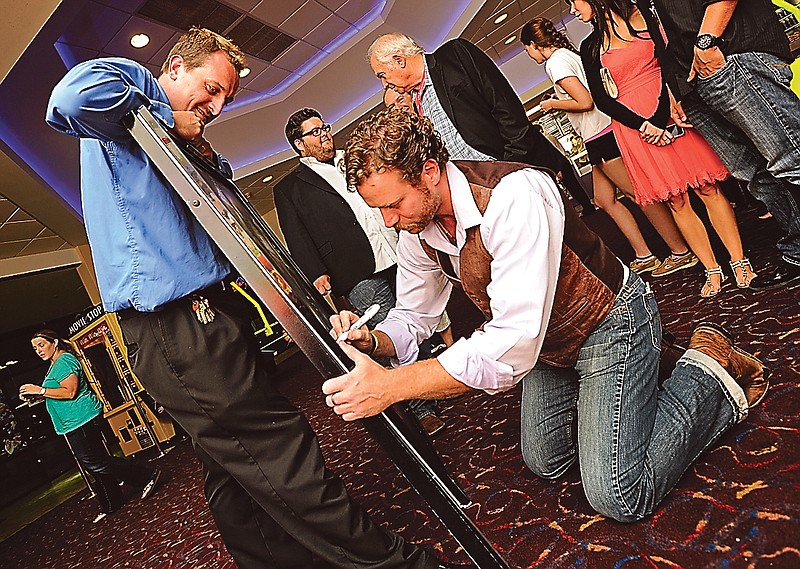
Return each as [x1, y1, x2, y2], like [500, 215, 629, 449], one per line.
[688, 322, 770, 407]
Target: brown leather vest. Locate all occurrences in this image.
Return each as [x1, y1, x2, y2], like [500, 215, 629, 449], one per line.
[421, 161, 624, 368]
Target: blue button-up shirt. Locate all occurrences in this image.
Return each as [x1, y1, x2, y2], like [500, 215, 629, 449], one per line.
[47, 58, 231, 312]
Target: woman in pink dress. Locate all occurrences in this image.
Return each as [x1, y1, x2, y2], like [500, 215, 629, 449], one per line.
[571, 0, 755, 297]
[520, 17, 697, 279]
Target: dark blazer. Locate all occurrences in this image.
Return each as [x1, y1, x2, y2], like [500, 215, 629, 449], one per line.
[274, 162, 375, 296]
[425, 38, 570, 174]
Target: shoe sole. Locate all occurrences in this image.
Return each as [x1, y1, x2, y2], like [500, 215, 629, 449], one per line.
[141, 470, 161, 500]
[651, 257, 700, 277]
[731, 345, 771, 407]
[745, 375, 770, 407]
[749, 273, 800, 292]
[425, 423, 445, 436]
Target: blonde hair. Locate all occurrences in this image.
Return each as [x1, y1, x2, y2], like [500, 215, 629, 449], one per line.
[161, 27, 246, 75]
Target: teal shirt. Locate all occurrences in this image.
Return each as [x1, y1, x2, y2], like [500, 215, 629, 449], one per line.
[43, 352, 102, 435]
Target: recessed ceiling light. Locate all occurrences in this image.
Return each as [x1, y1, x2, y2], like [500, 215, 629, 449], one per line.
[5, 360, 17, 366]
[504, 35, 517, 45]
[494, 13, 508, 25]
[239, 67, 251, 78]
[262, 175, 273, 183]
[130, 33, 150, 48]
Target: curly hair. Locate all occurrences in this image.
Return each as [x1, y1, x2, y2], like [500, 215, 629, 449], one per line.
[520, 17, 576, 53]
[160, 27, 247, 75]
[344, 108, 449, 191]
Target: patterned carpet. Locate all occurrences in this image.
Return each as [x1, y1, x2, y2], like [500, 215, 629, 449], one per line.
[0, 204, 798, 568]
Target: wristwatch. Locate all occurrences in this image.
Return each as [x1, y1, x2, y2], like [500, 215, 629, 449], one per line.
[695, 34, 724, 50]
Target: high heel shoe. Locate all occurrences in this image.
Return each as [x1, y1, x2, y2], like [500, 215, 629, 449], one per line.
[701, 266, 727, 298]
[730, 258, 756, 288]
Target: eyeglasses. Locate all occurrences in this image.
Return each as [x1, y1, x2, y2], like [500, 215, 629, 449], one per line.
[300, 123, 331, 138]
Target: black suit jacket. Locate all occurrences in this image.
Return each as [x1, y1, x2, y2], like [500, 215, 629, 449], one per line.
[426, 38, 569, 174]
[274, 162, 375, 296]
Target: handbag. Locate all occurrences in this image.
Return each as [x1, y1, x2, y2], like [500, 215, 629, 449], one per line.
[600, 67, 619, 99]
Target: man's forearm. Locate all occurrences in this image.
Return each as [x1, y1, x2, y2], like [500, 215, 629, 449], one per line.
[700, 0, 737, 36]
[388, 358, 472, 401]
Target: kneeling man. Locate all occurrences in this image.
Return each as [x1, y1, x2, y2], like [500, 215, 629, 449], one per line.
[324, 108, 769, 523]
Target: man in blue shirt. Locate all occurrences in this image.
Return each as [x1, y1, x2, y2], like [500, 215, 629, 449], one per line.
[47, 27, 458, 569]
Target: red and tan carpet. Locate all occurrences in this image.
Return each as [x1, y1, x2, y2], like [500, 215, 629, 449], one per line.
[0, 204, 798, 568]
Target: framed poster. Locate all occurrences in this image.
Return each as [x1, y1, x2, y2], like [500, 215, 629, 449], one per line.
[126, 107, 508, 568]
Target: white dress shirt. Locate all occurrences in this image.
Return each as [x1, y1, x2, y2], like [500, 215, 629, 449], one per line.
[376, 162, 566, 393]
[300, 150, 398, 272]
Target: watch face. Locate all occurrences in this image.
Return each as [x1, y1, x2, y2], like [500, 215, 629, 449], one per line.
[696, 34, 714, 49]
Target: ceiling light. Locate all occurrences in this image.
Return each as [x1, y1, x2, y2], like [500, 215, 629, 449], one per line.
[262, 175, 273, 183]
[239, 67, 251, 78]
[130, 33, 150, 48]
[494, 13, 508, 25]
[5, 360, 17, 366]
[504, 35, 517, 45]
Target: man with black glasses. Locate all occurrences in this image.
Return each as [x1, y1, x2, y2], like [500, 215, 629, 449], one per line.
[275, 108, 445, 435]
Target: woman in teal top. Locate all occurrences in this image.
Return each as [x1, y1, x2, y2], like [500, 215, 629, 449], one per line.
[20, 330, 160, 519]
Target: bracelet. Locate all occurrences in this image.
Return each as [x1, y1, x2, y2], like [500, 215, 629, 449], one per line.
[39, 387, 46, 396]
[367, 332, 379, 356]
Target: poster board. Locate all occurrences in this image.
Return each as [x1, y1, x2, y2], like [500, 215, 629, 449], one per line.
[126, 107, 507, 568]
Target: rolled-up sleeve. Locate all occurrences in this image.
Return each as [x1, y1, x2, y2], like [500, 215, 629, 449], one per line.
[376, 232, 453, 365]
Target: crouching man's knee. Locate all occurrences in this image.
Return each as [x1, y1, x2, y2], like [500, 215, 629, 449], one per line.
[521, 440, 576, 480]
[583, 484, 654, 523]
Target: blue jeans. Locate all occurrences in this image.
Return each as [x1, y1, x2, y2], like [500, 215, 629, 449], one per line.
[347, 267, 437, 418]
[685, 51, 800, 264]
[346, 268, 397, 328]
[520, 273, 744, 522]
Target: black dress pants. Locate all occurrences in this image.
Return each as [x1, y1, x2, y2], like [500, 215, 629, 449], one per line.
[194, 443, 313, 568]
[65, 418, 154, 513]
[118, 286, 432, 569]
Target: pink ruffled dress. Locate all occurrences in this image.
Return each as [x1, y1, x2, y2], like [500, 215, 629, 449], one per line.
[600, 37, 729, 205]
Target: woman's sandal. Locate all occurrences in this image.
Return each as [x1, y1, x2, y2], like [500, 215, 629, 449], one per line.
[730, 258, 756, 288]
[701, 266, 727, 298]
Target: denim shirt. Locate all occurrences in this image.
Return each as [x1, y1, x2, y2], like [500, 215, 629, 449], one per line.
[46, 58, 231, 312]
